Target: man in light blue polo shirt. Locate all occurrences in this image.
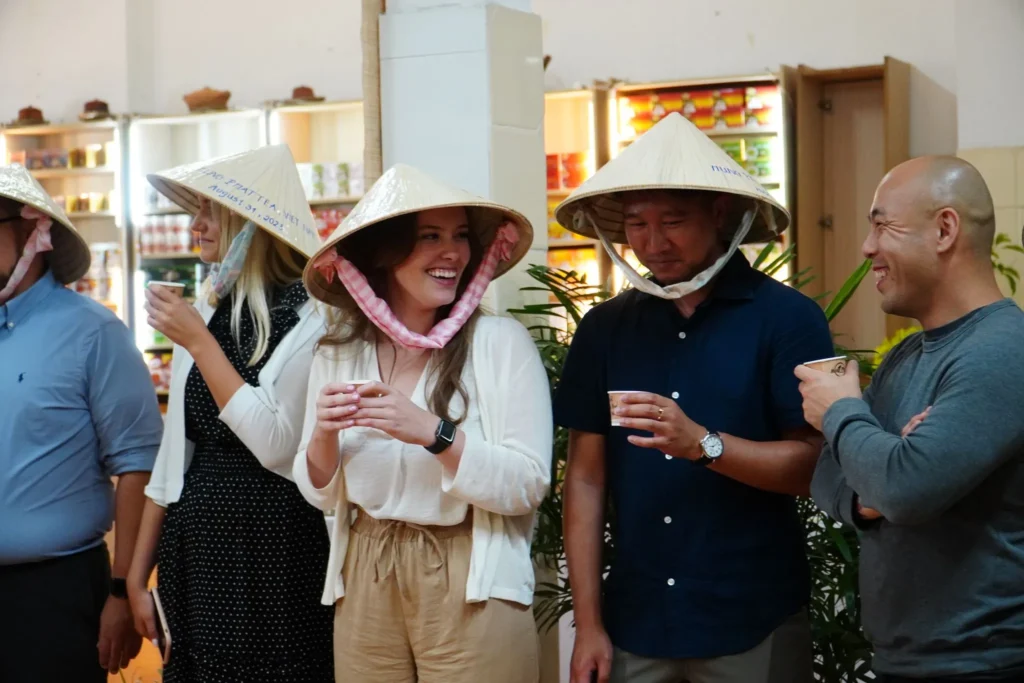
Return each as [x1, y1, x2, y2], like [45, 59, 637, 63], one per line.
[0, 165, 163, 682]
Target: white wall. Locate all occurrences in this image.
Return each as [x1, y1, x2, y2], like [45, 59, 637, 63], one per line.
[535, 0, 959, 156]
[0, 0, 997, 159]
[147, 0, 363, 114]
[0, 0, 963, 157]
[0, 0, 129, 123]
[954, 0, 1024, 150]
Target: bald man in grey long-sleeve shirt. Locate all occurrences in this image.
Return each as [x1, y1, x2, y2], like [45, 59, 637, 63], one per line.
[797, 156, 1024, 682]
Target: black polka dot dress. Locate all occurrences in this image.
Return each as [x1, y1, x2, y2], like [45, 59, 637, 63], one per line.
[156, 282, 334, 683]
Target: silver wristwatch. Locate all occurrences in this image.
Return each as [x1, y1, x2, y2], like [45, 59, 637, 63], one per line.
[696, 430, 724, 467]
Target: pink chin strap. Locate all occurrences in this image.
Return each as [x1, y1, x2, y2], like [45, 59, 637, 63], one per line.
[313, 221, 520, 350]
[0, 206, 54, 305]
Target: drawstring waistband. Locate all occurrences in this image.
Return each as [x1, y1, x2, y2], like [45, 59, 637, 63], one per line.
[352, 509, 473, 587]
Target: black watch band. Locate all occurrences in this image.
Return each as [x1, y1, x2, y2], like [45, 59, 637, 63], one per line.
[425, 419, 457, 455]
[110, 577, 128, 599]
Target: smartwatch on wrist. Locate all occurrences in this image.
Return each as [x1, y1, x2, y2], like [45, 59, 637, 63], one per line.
[425, 419, 457, 455]
[110, 577, 128, 599]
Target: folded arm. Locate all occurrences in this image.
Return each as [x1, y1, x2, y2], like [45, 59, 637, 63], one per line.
[825, 353, 1024, 525]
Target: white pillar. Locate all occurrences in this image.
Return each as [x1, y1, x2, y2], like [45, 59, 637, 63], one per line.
[379, 0, 548, 317]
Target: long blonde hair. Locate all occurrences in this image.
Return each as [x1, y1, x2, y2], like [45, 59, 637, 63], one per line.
[316, 213, 484, 425]
[203, 202, 306, 366]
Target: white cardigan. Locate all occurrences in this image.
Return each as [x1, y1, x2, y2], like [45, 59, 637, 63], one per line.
[293, 315, 553, 607]
[145, 295, 326, 507]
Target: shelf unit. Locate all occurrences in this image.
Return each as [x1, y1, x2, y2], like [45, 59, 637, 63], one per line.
[544, 88, 606, 303]
[267, 99, 366, 241]
[0, 118, 128, 322]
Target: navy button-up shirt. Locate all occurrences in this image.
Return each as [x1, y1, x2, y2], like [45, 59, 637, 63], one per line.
[0, 272, 162, 565]
[554, 253, 834, 659]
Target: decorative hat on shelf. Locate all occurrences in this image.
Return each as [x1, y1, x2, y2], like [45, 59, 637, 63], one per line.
[554, 112, 789, 300]
[0, 164, 90, 283]
[146, 144, 321, 258]
[183, 87, 231, 113]
[8, 106, 47, 128]
[289, 86, 325, 103]
[79, 99, 112, 122]
[304, 163, 533, 349]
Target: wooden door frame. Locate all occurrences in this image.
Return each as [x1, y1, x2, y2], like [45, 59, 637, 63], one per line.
[786, 56, 911, 338]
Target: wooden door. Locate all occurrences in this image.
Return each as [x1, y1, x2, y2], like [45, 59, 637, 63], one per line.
[821, 80, 887, 351]
[792, 57, 912, 354]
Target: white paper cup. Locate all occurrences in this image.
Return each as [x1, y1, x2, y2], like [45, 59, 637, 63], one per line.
[802, 355, 850, 376]
[346, 380, 382, 396]
[608, 390, 644, 427]
[148, 281, 186, 297]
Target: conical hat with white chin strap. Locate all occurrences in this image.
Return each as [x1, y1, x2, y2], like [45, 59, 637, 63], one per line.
[553, 112, 790, 300]
[147, 144, 321, 258]
[304, 163, 533, 310]
[0, 163, 90, 283]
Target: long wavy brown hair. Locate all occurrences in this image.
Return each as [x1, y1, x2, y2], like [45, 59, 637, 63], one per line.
[317, 211, 484, 425]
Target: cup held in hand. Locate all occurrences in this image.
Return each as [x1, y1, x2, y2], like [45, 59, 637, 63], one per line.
[802, 355, 850, 377]
[608, 390, 643, 427]
[148, 280, 186, 297]
[347, 379, 381, 397]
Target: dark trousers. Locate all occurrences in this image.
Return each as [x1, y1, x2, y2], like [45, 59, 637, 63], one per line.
[0, 544, 110, 683]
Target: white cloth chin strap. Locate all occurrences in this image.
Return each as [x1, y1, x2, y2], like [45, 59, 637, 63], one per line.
[579, 207, 758, 300]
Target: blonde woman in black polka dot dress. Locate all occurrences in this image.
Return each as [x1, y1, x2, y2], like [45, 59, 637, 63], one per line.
[125, 147, 333, 683]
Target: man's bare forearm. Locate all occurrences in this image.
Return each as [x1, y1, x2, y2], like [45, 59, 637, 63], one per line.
[709, 429, 822, 496]
[564, 476, 607, 631]
[112, 472, 150, 577]
[563, 430, 609, 633]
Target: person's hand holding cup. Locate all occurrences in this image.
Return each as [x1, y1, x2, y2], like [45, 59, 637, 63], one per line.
[793, 355, 862, 432]
[144, 280, 209, 353]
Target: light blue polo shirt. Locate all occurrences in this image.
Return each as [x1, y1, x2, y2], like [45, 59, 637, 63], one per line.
[0, 271, 163, 565]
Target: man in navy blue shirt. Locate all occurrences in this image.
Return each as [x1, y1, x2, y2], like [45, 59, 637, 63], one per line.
[0, 166, 162, 681]
[552, 113, 834, 683]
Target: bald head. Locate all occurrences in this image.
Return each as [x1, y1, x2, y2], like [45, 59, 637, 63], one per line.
[878, 155, 996, 257]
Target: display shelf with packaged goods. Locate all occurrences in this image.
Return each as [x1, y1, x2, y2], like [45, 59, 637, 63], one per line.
[608, 73, 793, 293]
[544, 88, 606, 311]
[127, 108, 266, 354]
[1, 118, 129, 323]
[267, 99, 365, 241]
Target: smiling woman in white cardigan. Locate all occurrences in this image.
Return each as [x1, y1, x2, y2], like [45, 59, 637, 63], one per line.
[124, 146, 333, 683]
[295, 163, 553, 683]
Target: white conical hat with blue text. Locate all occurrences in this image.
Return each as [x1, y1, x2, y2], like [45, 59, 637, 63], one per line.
[147, 144, 321, 258]
[554, 112, 788, 245]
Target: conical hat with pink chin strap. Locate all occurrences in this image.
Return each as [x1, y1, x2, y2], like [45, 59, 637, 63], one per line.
[0, 163, 90, 284]
[304, 163, 534, 350]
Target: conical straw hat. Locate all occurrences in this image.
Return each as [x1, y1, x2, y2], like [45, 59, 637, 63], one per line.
[0, 164, 90, 283]
[554, 112, 789, 244]
[147, 144, 321, 258]
[304, 163, 533, 308]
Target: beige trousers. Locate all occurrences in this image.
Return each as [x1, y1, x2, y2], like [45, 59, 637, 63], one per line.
[333, 509, 541, 683]
[609, 609, 814, 683]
